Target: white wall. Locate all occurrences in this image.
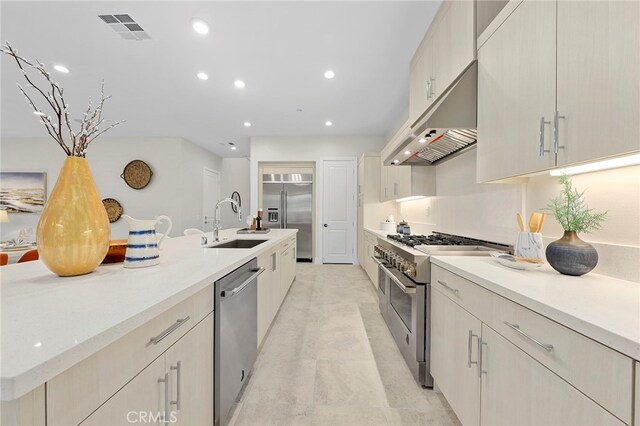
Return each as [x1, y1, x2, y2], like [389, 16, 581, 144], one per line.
[251, 135, 385, 263]
[220, 157, 251, 229]
[397, 149, 640, 282]
[1, 137, 222, 240]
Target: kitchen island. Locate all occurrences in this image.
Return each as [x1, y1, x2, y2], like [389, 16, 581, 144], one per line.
[1, 228, 297, 425]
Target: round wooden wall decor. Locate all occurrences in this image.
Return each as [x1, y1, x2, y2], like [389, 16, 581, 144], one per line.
[102, 198, 123, 223]
[231, 191, 241, 213]
[120, 160, 153, 189]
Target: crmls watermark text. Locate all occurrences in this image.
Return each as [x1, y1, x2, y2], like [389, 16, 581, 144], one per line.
[127, 411, 178, 424]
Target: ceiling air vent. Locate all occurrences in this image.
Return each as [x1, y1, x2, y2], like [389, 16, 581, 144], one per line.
[98, 14, 151, 41]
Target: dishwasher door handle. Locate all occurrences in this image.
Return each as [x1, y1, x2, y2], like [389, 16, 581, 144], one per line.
[220, 267, 265, 298]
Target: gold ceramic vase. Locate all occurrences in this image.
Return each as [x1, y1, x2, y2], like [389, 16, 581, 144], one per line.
[36, 157, 110, 276]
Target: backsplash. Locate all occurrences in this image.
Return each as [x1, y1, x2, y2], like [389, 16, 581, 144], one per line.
[397, 149, 640, 282]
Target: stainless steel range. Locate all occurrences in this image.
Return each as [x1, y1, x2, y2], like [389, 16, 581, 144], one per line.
[372, 231, 511, 387]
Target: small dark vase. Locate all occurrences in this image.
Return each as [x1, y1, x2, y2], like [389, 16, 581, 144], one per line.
[545, 231, 598, 276]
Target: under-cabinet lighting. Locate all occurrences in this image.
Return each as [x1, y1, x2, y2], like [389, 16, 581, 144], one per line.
[396, 196, 425, 203]
[419, 138, 427, 143]
[549, 154, 640, 176]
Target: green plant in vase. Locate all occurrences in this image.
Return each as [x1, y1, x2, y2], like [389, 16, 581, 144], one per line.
[545, 175, 607, 276]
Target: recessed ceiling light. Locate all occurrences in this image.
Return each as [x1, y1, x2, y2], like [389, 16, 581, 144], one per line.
[244, 122, 252, 127]
[325, 121, 333, 127]
[230, 146, 237, 150]
[234, 80, 246, 89]
[419, 138, 427, 143]
[197, 72, 208, 80]
[393, 160, 400, 164]
[191, 18, 209, 35]
[33, 111, 46, 116]
[53, 64, 69, 73]
[404, 150, 411, 155]
[324, 70, 335, 79]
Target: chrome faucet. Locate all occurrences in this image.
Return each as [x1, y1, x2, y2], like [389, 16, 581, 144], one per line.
[213, 198, 242, 242]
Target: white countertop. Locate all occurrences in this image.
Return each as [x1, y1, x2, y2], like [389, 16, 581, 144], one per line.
[430, 256, 640, 361]
[0, 228, 297, 401]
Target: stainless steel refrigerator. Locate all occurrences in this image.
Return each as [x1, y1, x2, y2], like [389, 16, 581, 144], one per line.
[263, 173, 313, 261]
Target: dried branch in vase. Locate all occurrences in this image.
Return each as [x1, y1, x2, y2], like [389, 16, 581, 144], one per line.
[1, 41, 125, 157]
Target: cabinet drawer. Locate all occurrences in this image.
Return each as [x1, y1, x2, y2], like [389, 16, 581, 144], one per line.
[47, 285, 214, 426]
[487, 296, 633, 424]
[431, 265, 633, 424]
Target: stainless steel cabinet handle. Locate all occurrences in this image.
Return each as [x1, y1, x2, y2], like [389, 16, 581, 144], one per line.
[478, 338, 488, 377]
[284, 191, 288, 229]
[170, 361, 181, 410]
[429, 77, 436, 98]
[221, 267, 265, 298]
[384, 267, 416, 294]
[426, 80, 431, 100]
[468, 330, 479, 368]
[437, 280, 459, 295]
[504, 321, 554, 352]
[149, 317, 191, 345]
[271, 252, 277, 271]
[158, 372, 170, 426]
[539, 117, 550, 156]
[553, 111, 566, 154]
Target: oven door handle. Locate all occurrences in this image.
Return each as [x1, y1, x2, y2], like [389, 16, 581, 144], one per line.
[384, 268, 417, 294]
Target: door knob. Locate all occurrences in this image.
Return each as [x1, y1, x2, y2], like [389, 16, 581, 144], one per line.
[323, 224, 328, 227]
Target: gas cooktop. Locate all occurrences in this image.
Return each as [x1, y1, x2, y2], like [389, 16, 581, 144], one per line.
[386, 232, 512, 252]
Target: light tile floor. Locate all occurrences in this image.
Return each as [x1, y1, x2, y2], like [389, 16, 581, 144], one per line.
[228, 263, 461, 426]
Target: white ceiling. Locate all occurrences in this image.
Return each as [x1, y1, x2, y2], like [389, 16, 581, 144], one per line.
[1, 1, 441, 158]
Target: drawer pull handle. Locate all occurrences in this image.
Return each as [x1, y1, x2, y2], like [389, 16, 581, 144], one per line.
[468, 330, 479, 368]
[170, 361, 181, 410]
[158, 372, 170, 426]
[149, 317, 191, 345]
[504, 321, 554, 352]
[437, 280, 459, 295]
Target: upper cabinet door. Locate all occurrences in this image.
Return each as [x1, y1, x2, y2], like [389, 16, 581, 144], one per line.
[476, 0, 556, 182]
[556, 1, 640, 166]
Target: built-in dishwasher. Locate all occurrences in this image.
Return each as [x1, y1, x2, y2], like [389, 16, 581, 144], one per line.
[215, 258, 265, 426]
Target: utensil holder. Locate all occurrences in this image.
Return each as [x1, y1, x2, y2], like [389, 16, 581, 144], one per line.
[515, 232, 544, 260]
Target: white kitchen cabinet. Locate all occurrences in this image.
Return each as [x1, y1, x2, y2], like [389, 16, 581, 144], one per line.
[431, 287, 481, 426]
[163, 314, 214, 426]
[635, 362, 640, 426]
[431, 264, 635, 425]
[362, 230, 378, 285]
[479, 324, 623, 426]
[257, 248, 276, 347]
[477, 0, 556, 182]
[47, 286, 214, 426]
[409, 0, 475, 125]
[82, 314, 214, 426]
[81, 354, 167, 425]
[556, 0, 640, 166]
[477, 0, 640, 182]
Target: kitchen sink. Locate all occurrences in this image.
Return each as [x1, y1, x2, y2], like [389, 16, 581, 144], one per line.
[212, 239, 268, 249]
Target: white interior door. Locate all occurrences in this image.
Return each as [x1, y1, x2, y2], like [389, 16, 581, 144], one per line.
[322, 160, 355, 264]
[202, 168, 220, 232]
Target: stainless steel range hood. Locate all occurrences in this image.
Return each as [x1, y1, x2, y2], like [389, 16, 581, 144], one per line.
[385, 61, 477, 166]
